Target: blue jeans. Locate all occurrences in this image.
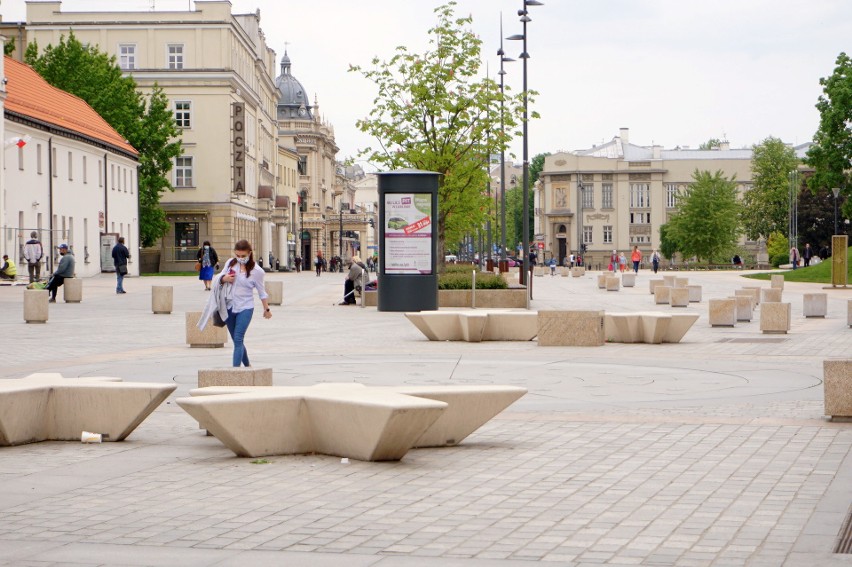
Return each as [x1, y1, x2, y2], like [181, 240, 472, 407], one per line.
[116, 272, 125, 292]
[226, 308, 254, 367]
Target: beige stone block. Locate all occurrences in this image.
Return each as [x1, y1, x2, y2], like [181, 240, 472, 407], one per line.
[364, 290, 377, 306]
[571, 266, 585, 277]
[669, 287, 689, 307]
[151, 286, 173, 314]
[771, 274, 784, 289]
[559, 267, 570, 277]
[24, 289, 48, 324]
[760, 302, 791, 334]
[687, 285, 702, 302]
[709, 298, 736, 327]
[604, 313, 642, 343]
[622, 273, 636, 287]
[674, 277, 689, 288]
[734, 289, 757, 308]
[803, 293, 827, 318]
[597, 274, 607, 289]
[63, 278, 82, 303]
[534, 266, 545, 277]
[185, 311, 228, 348]
[649, 279, 664, 294]
[729, 295, 753, 321]
[824, 359, 852, 418]
[761, 288, 782, 303]
[663, 275, 676, 287]
[198, 368, 273, 388]
[654, 285, 672, 304]
[742, 286, 761, 305]
[606, 276, 620, 291]
[538, 310, 604, 346]
[265, 280, 283, 305]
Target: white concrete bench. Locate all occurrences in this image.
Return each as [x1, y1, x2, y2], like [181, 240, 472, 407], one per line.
[178, 383, 526, 461]
[538, 310, 605, 346]
[669, 287, 689, 307]
[709, 298, 737, 327]
[405, 310, 537, 342]
[63, 277, 82, 303]
[0, 373, 175, 446]
[151, 286, 173, 314]
[622, 273, 636, 287]
[760, 302, 791, 334]
[761, 288, 782, 303]
[24, 289, 48, 323]
[803, 293, 827, 318]
[604, 312, 699, 344]
[186, 311, 228, 348]
[729, 295, 753, 321]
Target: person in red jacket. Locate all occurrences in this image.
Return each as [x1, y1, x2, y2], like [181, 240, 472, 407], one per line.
[631, 246, 642, 274]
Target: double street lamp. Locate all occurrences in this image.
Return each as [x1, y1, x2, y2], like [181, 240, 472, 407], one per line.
[507, 0, 543, 291]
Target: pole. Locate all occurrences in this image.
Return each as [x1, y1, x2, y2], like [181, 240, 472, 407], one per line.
[339, 201, 344, 266]
[833, 187, 841, 235]
[498, 15, 513, 273]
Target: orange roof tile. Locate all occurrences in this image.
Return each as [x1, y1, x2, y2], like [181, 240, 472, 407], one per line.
[3, 56, 137, 156]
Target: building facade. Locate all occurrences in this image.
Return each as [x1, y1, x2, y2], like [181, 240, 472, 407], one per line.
[538, 128, 760, 268]
[1, 55, 139, 277]
[25, 0, 287, 272]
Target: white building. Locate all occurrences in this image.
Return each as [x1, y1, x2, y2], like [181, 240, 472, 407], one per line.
[1, 55, 139, 276]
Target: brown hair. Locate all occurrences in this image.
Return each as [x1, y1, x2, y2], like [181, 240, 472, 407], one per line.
[229, 239, 255, 275]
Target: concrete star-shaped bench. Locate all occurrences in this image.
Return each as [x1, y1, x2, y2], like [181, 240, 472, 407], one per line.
[0, 373, 176, 446]
[177, 383, 526, 461]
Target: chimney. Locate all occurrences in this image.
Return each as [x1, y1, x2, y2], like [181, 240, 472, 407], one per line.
[619, 127, 629, 144]
[652, 145, 661, 159]
[720, 140, 730, 151]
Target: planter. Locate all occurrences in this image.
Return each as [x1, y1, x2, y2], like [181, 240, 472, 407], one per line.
[438, 288, 527, 308]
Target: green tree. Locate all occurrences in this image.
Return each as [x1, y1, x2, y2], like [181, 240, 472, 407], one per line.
[666, 170, 742, 262]
[25, 33, 182, 247]
[349, 2, 527, 253]
[658, 223, 678, 260]
[805, 52, 852, 216]
[699, 138, 722, 150]
[740, 136, 799, 241]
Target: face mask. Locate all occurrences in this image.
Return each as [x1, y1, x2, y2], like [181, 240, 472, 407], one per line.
[236, 257, 249, 265]
[204, 245, 209, 250]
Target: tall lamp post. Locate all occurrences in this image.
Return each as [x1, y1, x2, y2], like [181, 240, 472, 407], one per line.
[833, 187, 841, 235]
[788, 170, 798, 252]
[339, 199, 346, 267]
[498, 14, 515, 273]
[508, 0, 542, 294]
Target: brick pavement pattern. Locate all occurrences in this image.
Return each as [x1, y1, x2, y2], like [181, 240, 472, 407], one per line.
[1, 269, 851, 567]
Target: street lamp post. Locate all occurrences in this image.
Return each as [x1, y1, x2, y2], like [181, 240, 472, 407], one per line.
[508, 0, 543, 297]
[339, 199, 346, 268]
[832, 187, 841, 235]
[498, 14, 515, 273]
[788, 170, 798, 252]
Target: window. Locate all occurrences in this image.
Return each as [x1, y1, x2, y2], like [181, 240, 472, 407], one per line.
[603, 225, 613, 244]
[17, 145, 23, 170]
[175, 156, 193, 187]
[630, 183, 650, 208]
[583, 226, 593, 244]
[51, 147, 57, 177]
[98, 160, 103, 187]
[602, 183, 613, 208]
[37, 144, 43, 174]
[83, 156, 87, 184]
[111, 164, 115, 190]
[630, 212, 650, 224]
[174, 101, 191, 128]
[581, 184, 594, 209]
[297, 155, 307, 176]
[666, 184, 678, 208]
[174, 222, 198, 260]
[68, 151, 73, 180]
[167, 44, 184, 70]
[119, 44, 136, 70]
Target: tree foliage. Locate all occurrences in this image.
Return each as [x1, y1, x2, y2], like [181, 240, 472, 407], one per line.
[699, 138, 722, 150]
[658, 223, 677, 260]
[349, 2, 528, 252]
[665, 170, 742, 262]
[805, 52, 852, 217]
[25, 32, 182, 248]
[740, 136, 799, 241]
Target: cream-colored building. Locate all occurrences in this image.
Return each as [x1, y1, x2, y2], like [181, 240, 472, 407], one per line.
[2, 55, 139, 277]
[25, 0, 288, 271]
[539, 128, 758, 268]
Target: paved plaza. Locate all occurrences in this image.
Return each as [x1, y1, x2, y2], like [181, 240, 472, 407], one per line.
[1, 268, 851, 566]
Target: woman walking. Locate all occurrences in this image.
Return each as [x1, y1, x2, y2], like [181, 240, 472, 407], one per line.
[219, 240, 271, 367]
[197, 241, 219, 291]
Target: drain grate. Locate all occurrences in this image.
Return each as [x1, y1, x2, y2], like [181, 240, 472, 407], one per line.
[835, 505, 852, 553]
[716, 337, 788, 344]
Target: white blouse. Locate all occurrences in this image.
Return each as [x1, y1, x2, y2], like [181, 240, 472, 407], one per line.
[219, 262, 268, 313]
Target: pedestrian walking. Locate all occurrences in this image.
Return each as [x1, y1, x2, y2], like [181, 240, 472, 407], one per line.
[218, 240, 271, 367]
[631, 246, 641, 274]
[651, 250, 661, 273]
[618, 252, 627, 273]
[197, 241, 219, 291]
[315, 251, 324, 276]
[111, 236, 130, 294]
[23, 231, 43, 283]
[609, 250, 618, 272]
[803, 243, 813, 267]
[789, 246, 800, 270]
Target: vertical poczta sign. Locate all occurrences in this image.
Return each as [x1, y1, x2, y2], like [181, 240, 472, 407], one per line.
[232, 102, 245, 194]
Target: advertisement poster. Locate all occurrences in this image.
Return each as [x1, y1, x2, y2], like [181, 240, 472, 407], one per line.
[384, 193, 432, 274]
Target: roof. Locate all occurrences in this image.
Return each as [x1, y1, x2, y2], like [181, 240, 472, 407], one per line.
[275, 52, 313, 120]
[3, 56, 137, 156]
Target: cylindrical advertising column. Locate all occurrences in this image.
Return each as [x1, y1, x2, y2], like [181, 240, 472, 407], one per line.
[377, 169, 440, 312]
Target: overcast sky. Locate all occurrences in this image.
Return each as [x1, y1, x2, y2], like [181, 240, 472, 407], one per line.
[3, 0, 850, 163]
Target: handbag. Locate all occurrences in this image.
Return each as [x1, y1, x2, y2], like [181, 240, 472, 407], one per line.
[194, 261, 202, 271]
[117, 264, 128, 275]
[212, 310, 227, 327]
